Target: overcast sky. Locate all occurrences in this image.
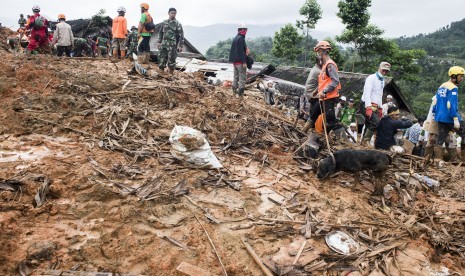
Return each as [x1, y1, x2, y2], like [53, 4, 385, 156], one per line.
[2, 0, 463, 38]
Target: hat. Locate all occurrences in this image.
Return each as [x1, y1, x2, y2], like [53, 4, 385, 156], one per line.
[387, 95, 393, 99]
[380, 62, 391, 71]
[349, 98, 354, 102]
[131, 26, 137, 30]
[349, 123, 357, 127]
[340, 96, 347, 101]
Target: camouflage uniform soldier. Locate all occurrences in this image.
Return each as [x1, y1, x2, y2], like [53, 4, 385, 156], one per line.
[96, 35, 109, 57]
[126, 26, 138, 59]
[72, 38, 88, 57]
[157, 8, 184, 74]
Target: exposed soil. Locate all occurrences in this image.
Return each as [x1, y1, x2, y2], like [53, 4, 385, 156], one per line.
[0, 36, 464, 276]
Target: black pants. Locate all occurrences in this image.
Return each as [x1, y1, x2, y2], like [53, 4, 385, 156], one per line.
[437, 121, 465, 146]
[138, 36, 151, 53]
[310, 98, 339, 131]
[57, 46, 71, 57]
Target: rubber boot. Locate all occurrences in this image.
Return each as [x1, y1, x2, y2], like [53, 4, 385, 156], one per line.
[302, 120, 312, 133]
[120, 50, 126, 59]
[112, 50, 118, 60]
[433, 145, 443, 161]
[168, 67, 174, 75]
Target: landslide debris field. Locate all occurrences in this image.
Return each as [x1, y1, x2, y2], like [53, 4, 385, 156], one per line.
[0, 31, 464, 276]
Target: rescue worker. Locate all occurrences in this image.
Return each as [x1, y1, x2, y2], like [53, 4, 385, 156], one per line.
[422, 95, 440, 164]
[125, 26, 138, 59]
[433, 66, 465, 161]
[72, 37, 88, 57]
[375, 106, 413, 150]
[229, 23, 249, 97]
[96, 33, 110, 57]
[301, 59, 322, 133]
[52, 14, 74, 57]
[87, 36, 97, 57]
[18, 14, 27, 28]
[309, 41, 342, 133]
[112, 6, 128, 59]
[158, 8, 184, 74]
[138, 3, 154, 64]
[361, 62, 391, 145]
[26, 5, 51, 55]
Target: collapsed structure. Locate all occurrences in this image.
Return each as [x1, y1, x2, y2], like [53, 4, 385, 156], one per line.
[0, 26, 464, 276]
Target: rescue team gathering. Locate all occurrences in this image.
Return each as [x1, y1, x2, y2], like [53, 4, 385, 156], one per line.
[12, 3, 465, 168]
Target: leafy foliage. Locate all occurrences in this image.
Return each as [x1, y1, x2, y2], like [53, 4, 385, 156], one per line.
[296, 0, 322, 30]
[337, 0, 372, 31]
[272, 24, 303, 63]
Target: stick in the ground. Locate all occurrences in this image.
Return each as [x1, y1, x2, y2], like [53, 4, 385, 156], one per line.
[241, 238, 274, 276]
[194, 215, 228, 276]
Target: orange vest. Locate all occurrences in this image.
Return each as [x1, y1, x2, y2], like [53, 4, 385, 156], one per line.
[318, 59, 341, 101]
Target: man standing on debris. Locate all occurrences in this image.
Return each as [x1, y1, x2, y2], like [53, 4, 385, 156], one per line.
[375, 106, 413, 150]
[433, 66, 465, 160]
[138, 3, 154, 64]
[52, 14, 74, 57]
[361, 62, 391, 145]
[18, 14, 26, 28]
[126, 26, 138, 59]
[96, 32, 110, 57]
[26, 5, 51, 55]
[229, 23, 249, 97]
[112, 6, 128, 59]
[158, 8, 184, 74]
[302, 58, 322, 133]
[308, 41, 342, 133]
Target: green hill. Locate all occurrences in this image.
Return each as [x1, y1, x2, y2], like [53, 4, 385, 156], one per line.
[398, 18, 465, 59]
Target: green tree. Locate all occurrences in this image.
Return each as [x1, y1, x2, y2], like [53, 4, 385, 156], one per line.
[206, 38, 233, 60]
[336, 0, 373, 71]
[272, 24, 303, 64]
[296, 0, 322, 66]
[338, 24, 384, 67]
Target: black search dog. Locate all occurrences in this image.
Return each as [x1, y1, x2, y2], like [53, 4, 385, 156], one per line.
[315, 150, 392, 192]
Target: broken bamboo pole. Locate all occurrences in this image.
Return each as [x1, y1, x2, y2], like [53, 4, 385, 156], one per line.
[241, 239, 274, 276]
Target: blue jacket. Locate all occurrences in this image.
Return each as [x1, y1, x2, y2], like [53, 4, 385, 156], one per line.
[433, 81, 461, 123]
[228, 34, 246, 63]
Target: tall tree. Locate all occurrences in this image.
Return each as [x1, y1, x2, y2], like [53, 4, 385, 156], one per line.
[272, 24, 303, 64]
[296, 0, 322, 67]
[336, 0, 372, 71]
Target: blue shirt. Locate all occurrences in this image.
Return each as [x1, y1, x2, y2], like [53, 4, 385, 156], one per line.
[433, 81, 461, 123]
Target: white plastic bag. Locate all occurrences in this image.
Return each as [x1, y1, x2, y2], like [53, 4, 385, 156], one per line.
[169, 125, 222, 169]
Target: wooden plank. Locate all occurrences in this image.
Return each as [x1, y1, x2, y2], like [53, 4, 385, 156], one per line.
[176, 262, 211, 276]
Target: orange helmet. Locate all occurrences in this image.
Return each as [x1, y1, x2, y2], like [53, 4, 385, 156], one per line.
[140, 3, 149, 9]
[58, 14, 66, 20]
[314, 41, 332, 52]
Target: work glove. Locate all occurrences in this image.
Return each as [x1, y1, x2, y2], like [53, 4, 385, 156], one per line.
[453, 117, 460, 129]
[365, 107, 373, 118]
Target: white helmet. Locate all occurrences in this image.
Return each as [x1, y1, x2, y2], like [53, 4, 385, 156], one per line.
[32, 5, 40, 12]
[238, 23, 247, 29]
[117, 6, 126, 13]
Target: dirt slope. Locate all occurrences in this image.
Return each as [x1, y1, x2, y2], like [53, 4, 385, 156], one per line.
[0, 51, 464, 276]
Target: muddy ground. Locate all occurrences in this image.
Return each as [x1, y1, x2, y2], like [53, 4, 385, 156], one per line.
[0, 27, 464, 276]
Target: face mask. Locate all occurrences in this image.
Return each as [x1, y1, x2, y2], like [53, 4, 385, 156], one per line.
[376, 71, 385, 79]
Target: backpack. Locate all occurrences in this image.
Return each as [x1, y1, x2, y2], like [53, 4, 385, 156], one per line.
[34, 16, 45, 29]
[143, 13, 155, 31]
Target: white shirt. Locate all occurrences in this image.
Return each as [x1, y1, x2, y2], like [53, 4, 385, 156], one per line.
[52, 21, 74, 47]
[347, 127, 358, 143]
[382, 102, 395, 116]
[361, 73, 384, 108]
